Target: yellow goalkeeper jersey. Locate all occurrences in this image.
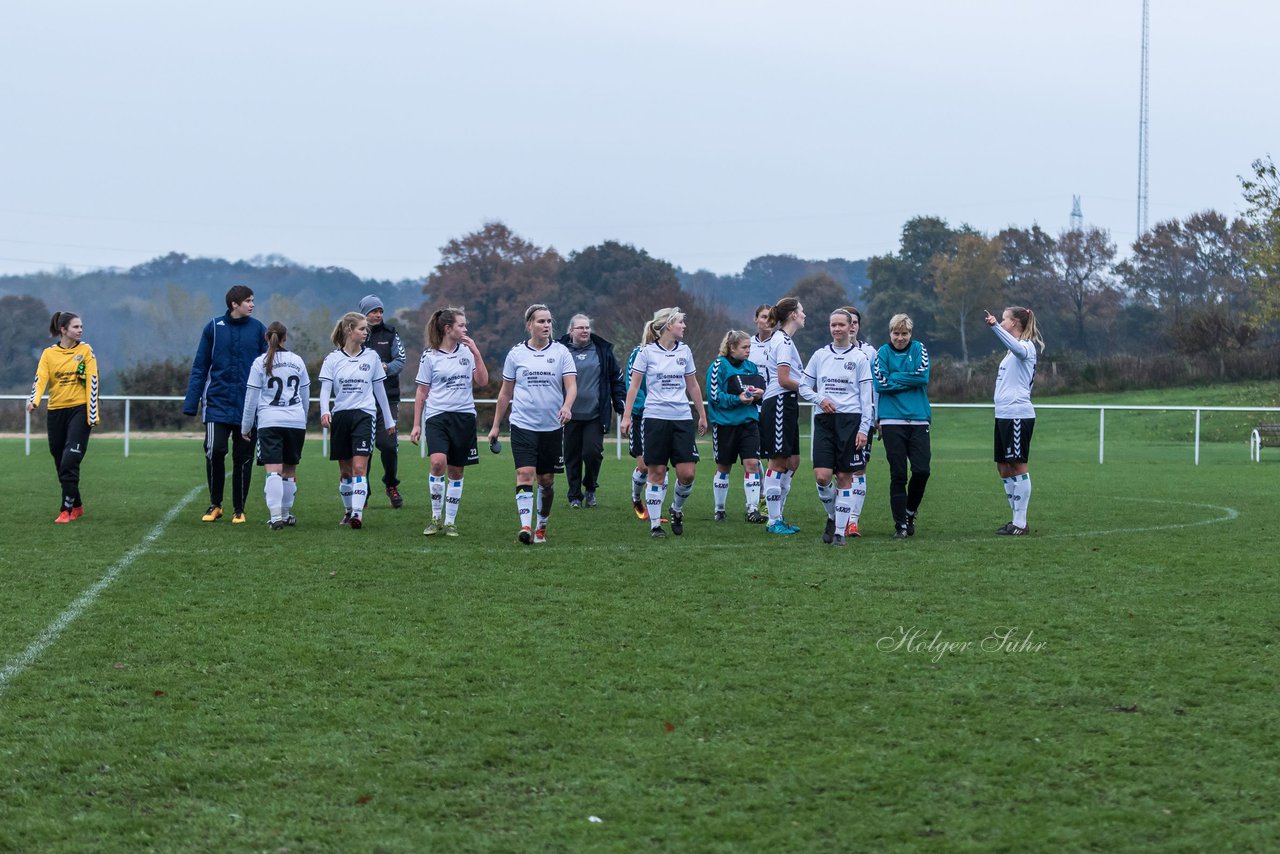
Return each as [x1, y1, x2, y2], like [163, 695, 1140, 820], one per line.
[28, 342, 100, 425]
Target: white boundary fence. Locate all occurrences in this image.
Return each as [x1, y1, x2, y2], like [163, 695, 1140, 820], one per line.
[4, 394, 1279, 465]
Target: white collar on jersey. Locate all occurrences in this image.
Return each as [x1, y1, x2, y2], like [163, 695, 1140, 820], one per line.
[523, 340, 554, 352]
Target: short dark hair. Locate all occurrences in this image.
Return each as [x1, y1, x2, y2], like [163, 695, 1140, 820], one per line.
[226, 284, 254, 309]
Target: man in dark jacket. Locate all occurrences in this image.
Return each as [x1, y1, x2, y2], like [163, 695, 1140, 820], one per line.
[183, 284, 268, 523]
[360, 294, 407, 508]
[558, 314, 625, 508]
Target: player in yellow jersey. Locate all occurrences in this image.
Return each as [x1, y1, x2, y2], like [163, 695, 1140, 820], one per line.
[27, 311, 100, 523]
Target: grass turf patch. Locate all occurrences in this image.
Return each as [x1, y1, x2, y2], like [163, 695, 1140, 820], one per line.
[2, 407, 1278, 850]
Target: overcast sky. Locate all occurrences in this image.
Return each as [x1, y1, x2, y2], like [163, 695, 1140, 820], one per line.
[2, 0, 1276, 282]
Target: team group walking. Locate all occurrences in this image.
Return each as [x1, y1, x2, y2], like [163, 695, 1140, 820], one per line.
[26, 285, 1047, 541]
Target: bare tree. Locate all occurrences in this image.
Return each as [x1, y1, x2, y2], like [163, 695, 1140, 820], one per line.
[1055, 227, 1116, 352]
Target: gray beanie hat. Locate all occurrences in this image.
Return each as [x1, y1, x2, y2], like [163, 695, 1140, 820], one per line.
[359, 294, 384, 315]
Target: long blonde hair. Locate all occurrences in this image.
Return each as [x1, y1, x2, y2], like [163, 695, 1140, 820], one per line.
[1005, 306, 1046, 353]
[643, 307, 685, 345]
[719, 329, 751, 357]
[331, 311, 365, 348]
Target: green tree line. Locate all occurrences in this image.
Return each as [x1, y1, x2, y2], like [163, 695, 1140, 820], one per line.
[4, 156, 1278, 405]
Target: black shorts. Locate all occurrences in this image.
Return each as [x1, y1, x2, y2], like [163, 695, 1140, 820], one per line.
[711, 421, 760, 465]
[511, 424, 565, 475]
[760, 393, 800, 458]
[257, 426, 306, 466]
[852, 429, 874, 471]
[329, 409, 375, 460]
[425, 411, 480, 468]
[812, 412, 866, 473]
[994, 417, 1035, 463]
[628, 408, 645, 459]
[643, 418, 699, 466]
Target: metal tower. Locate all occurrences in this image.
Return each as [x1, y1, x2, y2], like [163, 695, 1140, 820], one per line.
[1136, 0, 1150, 236]
[1071, 196, 1083, 232]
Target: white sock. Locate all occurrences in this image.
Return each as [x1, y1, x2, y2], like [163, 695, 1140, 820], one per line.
[780, 470, 794, 516]
[1003, 476, 1017, 513]
[646, 481, 667, 530]
[1012, 473, 1031, 527]
[744, 472, 761, 511]
[444, 479, 463, 524]
[516, 487, 534, 530]
[712, 472, 730, 512]
[851, 475, 866, 523]
[672, 480, 693, 513]
[631, 468, 646, 502]
[264, 472, 284, 521]
[816, 480, 836, 519]
[350, 476, 367, 516]
[340, 478, 353, 512]
[765, 470, 784, 524]
[430, 474, 446, 521]
[282, 477, 297, 517]
[834, 488, 852, 535]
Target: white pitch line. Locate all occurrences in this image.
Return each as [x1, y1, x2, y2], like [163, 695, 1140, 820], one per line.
[1043, 498, 1239, 539]
[0, 485, 201, 696]
[940, 497, 1239, 544]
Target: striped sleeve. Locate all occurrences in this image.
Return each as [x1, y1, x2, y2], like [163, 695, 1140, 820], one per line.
[85, 346, 100, 426]
[28, 350, 50, 407]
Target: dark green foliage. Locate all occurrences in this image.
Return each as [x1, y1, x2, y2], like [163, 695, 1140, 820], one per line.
[679, 255, 869, 325]
[863, 216, 966, 347]
[115, 359, 193, 429]
[0, 294, 50, 392]
[0, 254, 419, 393]
[1240, 156, 1280, 327]
[558, 240, 683, 345]
[1116, 211, 1254, 335]
[423, 222, 564, 357]
[786, 271, 850, 354]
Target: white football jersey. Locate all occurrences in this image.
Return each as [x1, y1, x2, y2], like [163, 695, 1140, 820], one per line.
[417, 343, 479, 418]
[801, 344, 873, 416]
[319, 347, 387, 417]
[992, 324, 1037, 419]
[242, 350, 310, 432]
[762, 331, 803, 400]
[749, 333, 774, 388]
[502, 341, 577, 432]
[631, 341, 696, 421]
[856, 339, 878, 420]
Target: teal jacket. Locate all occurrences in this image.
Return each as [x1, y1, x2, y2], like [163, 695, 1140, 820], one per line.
[873, 340, 931, 423]
[706, 356, 762, 426]
[625, 346, 647, 415]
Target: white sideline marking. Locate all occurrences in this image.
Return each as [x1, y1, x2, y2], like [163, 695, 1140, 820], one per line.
[1046, 498, 1239, 539]
[946, 497, 1238, 544]
[0, 486, 201, 696]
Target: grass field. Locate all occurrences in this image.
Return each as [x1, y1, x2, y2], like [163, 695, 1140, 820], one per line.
[3, 391, 1279, 851]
